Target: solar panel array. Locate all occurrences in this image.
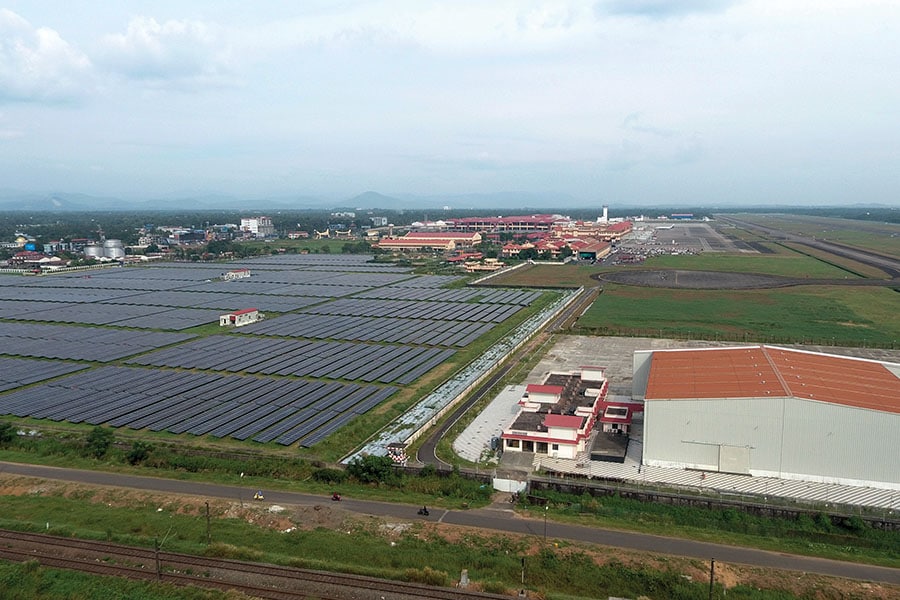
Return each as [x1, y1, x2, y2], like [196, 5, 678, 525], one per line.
[0, 253, 543, 446]
[0, 322, 196, 361]
[240, 313, 493, 347]
[128, 335, 456, 385]
[0, 366, 395, 446]
[0, 357, 89, 392]
[0, 285, 138, 303]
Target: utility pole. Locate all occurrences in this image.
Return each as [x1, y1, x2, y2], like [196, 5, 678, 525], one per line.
[155, 537, 161, 582]
[543, 505, 548, 542]
[708, 558, 715, 600]
[205, 501, 211, 546]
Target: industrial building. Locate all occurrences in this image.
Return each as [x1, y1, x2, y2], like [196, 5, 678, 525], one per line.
[501, 366, 615, 459]
[633, 345, 900, 489]
[83, 239, 126, 261]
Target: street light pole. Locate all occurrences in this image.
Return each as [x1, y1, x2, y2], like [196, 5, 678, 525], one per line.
[543, 506, 548, 541]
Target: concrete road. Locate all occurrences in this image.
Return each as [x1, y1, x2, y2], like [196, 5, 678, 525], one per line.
[2, 461, 898, 585]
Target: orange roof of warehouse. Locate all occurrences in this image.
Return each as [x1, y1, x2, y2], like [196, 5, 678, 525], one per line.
[644, 345, 900, 414]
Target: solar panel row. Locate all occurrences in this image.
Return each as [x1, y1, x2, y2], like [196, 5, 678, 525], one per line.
[0, 357, 89, 392]
[239, 313, 493, 347]
[0, 300, 221, 330]
[0, 366, 395, 446]
[301, 297, 524, 323]
[127, 335, 455, 384]
[0, 322, 196, 362]
[354, 286, 540, 305]
[99, 290, 322, 312]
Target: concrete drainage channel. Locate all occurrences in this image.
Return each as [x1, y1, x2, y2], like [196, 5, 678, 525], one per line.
[343, 288, 582, 465]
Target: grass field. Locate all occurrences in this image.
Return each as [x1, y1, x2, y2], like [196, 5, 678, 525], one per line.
[644, 251, 865, 278]
[484, 250, 900, 347]
[577, 283, 900, 346]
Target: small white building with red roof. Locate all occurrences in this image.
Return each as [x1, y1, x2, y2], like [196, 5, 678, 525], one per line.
[219, 308, 261, 327]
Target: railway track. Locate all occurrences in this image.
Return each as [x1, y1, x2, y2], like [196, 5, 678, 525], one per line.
[0, 529, 508, 600]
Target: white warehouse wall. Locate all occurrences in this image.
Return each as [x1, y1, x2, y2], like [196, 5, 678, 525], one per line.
[643, 396, 900, 490]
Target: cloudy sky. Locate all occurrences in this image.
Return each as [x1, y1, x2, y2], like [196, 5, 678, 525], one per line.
[1, 1, 898, 206]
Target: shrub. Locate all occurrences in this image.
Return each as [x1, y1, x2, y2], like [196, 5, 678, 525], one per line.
[126, 441, 153, 465]
[347, 455, 395, 485]
[402, 566, 449, 587]
[312, 468, 347, 484]
[204, 542, 263, 562]
[85, 426, 114, 459]
[0, 421, 15, 446]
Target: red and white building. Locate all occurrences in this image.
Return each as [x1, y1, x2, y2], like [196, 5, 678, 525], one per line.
[219, 308, 262, 327]
[501, 366, 619, 459]
[222, 268, 251, 280]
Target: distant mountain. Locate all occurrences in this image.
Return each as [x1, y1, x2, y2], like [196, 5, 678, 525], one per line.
[0, 190, 120, 211]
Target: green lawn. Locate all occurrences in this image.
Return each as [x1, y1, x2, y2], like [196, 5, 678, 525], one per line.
[642, 251, 863, 278]
[577, 284, 900, 347]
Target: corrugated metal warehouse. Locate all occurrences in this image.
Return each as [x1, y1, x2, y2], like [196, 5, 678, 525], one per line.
[632, 345, 900, 490]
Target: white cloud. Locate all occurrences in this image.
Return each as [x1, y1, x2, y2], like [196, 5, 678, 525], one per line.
[595, 0, 739, 19]
[95, 16, 234, 88]
[0, 9, 92, 103]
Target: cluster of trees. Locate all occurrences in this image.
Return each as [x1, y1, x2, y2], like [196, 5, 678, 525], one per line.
[0, 422, 153, 466]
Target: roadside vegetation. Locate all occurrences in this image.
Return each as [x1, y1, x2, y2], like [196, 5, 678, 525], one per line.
[519, 491, 899, 568]
[1, 485, 891, 600]
[2, 423, 897, 573]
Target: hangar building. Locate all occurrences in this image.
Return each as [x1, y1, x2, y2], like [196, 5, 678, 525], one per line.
[632, 345, 900, 490]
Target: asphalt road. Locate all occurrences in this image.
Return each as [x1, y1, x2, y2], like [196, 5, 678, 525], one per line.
[2, 461, 898, 586]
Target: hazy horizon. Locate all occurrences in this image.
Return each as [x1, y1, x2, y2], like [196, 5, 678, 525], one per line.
[2, 2, 899, 207]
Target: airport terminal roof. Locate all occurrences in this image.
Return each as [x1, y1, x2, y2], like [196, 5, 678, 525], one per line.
[645, 345, 900, 414]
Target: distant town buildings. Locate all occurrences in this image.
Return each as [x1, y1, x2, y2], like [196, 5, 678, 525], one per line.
[376, 231, 483, 252]
[240, 216, 275, 237]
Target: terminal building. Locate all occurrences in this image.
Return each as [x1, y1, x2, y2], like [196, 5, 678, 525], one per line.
[633, 345, 900, 489]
